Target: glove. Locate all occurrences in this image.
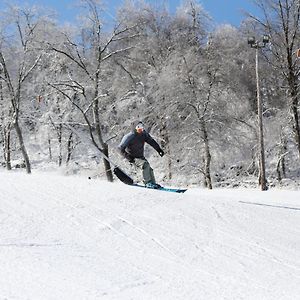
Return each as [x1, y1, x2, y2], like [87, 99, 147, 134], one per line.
[158, 149, 164, 157]
[125, 152, 135, 163]
[128, 157, 135, 164]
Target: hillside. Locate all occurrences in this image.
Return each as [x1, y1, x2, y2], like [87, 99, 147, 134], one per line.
[0, 170, 299, 299]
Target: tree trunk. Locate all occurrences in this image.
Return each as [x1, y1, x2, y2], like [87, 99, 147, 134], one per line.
[285, 12, 300, 160]
[3, 125, 12, 170]
[291, 90, 300, 159]
[66, 132, 73, 164]
[14, 118, 31, 174]
[276, 153, 287, 183]
[201, 119, 212, 189]
[160, 119, 172, 180]
[102, 144, 113, 182]
[280, 129, 287, 179]
[58, 123, 63, 167]
[93, 98, 113, 182]
[48, 135, 52, 161]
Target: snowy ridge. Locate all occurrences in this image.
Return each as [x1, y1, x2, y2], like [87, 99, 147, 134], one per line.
[0, 171, 299, 299]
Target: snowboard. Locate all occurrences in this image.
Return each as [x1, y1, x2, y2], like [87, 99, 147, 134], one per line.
[113, 167, 187, 193]
[132, 184, 187, 193]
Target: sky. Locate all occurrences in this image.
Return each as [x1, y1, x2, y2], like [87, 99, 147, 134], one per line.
[1, 0, 261, 27]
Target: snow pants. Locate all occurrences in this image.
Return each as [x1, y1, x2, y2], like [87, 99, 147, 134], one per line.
[133, 158, 156, 184]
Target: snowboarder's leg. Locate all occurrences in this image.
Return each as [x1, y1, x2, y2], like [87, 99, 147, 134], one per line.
[142, 160, 156, 184]
[134, 158, 156, 184]
[130, 160, 139, 178]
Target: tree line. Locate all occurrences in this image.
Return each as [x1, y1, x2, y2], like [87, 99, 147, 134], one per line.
[0, 0, 300, 189]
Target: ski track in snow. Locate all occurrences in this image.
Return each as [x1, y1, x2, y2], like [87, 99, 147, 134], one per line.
[0, 170, 299, 299]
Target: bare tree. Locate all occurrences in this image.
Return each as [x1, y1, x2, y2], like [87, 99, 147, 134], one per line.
[173, 1, 214, 188]
[182, 54, 218, 189]
[48, 0, 140, 182]
[0, 80, 12, 169]
[0, 6, 44, 173]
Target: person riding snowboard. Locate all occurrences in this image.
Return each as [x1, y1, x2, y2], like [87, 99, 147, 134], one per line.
[118, 121, 164, 188]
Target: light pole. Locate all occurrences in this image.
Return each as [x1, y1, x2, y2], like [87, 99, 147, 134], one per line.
[248, 35, 270, 191]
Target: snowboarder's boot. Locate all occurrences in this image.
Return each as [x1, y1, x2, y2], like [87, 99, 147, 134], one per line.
[145, 182, 162, 189]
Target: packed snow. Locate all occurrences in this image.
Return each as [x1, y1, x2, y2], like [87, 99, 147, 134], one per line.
[0, 170, 299, 300]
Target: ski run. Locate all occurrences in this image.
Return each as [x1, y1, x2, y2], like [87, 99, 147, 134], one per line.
[0, 170, 299, 300]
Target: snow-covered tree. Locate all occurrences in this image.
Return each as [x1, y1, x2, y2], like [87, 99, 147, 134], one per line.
[47, 0, 141, 181]
[0, 5, 46, 173]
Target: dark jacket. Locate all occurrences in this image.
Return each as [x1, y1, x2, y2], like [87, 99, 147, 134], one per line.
[118, 130, 161, 159]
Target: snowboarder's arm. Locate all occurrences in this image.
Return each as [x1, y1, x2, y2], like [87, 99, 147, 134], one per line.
[145, 133, 164, 156]
[118, 133, 135, 160]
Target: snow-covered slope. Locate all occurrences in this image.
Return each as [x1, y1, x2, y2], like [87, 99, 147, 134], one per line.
[0, 170, 299, 300]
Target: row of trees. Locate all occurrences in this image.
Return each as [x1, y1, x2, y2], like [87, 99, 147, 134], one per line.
[0, 0, 300, 189]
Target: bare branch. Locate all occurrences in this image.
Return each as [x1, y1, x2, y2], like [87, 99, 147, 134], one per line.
[21, 54, 42, 82]
[101, 46, 135, 62]
[48, 82, 103, 153]
[50, 45, 93, 81]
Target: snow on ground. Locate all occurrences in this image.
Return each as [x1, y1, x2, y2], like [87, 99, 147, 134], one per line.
[0, 170, 299, 300]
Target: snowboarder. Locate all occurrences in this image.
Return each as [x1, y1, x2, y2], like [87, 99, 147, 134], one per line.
[118, 121, 164, 188]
